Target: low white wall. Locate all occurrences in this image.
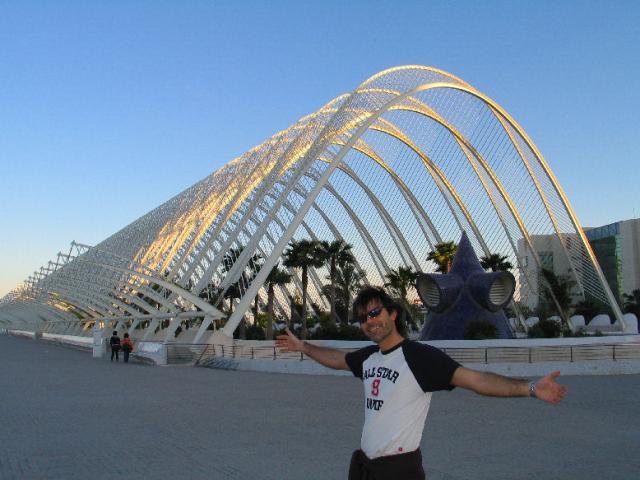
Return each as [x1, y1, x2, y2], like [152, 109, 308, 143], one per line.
[257, 335, 640, 350]
[11, 330, 640, 376]
[7, 329, 36, 338]
[135, 341, 167, 365]
[200, 355, 640, 377]
[42, 333, 92, 349]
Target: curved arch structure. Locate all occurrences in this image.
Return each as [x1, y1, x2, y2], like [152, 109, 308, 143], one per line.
[0, 66, 624, 340]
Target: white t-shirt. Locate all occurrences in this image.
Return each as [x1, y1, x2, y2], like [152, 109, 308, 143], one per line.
[345, 340, 459, 458]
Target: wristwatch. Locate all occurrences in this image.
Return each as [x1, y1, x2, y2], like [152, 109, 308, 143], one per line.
[529, 381, 537, 398]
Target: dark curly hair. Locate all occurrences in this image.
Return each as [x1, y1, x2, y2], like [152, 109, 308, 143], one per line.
[352, 286, 407, 336]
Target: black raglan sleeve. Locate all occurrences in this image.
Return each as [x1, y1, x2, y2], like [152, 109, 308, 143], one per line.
[403, 341, 460, 392]
[345, 345, 379, 379]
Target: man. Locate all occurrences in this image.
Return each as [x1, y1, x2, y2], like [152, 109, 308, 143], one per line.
[276, 286, 567, 480]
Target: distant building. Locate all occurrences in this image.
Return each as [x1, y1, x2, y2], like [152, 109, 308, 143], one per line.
[517, 218, 640, 309]
[516, 234, 583, 310]
[584, 218, 640, 302]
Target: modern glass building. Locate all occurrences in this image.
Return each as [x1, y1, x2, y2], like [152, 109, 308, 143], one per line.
[585, 219, 640, 302]
[517, 218, 640, 312]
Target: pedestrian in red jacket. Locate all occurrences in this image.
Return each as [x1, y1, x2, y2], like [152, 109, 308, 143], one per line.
[121, 333, 134, 363]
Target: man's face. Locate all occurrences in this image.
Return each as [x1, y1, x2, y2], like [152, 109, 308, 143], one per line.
[359, 300, 397, 345]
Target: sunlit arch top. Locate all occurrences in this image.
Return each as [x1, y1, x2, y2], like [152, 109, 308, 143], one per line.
[1, 65, 623, 337]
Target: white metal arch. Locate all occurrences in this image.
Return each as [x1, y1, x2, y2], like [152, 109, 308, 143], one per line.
[1, 65, 622, 337]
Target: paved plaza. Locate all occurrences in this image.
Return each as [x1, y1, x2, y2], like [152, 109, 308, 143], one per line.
[1, 334, 639, 479]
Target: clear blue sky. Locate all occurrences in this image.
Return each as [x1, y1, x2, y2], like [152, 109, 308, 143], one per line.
[1, 0, 638, 297]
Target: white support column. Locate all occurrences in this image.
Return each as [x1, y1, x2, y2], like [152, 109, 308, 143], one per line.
[92, 322, 106, 358]
[141, 318, 159, 341]
[163, 318, 180, 343]
[193, 315, 214, 344]
[128, 318, 141, 337]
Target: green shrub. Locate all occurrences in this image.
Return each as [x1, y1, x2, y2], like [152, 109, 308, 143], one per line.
[311, 322, 338, 340]
[272, 327, 287, 339]
[464, 320, 498, 340]
[278, 325, 302, 338]
[573, 299, 603, 322]
[562, 326, 589, 337]
[338, 324, 368, 341]
[528, 318, 562, 338]
[244, 324, 266, 340]
[311, 323, 367, 340]
[253, 313, 268, 330]
[305, 316, 319, 329]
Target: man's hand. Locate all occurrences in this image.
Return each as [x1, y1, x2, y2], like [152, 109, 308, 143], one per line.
[275, 328, 305, 353]
[534, 371, 567, 404]
[452, 367, 568, 404]
[275, 328, 349, 370]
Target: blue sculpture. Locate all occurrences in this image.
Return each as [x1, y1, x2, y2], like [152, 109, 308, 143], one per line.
[417, 232, 515, 340]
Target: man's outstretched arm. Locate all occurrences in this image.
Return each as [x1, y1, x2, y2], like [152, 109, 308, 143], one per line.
[275, 328, 350, 370]
[451, 367, 567, 404]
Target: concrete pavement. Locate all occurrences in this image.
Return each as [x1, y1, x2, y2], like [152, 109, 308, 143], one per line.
[1, 333, 639, 479]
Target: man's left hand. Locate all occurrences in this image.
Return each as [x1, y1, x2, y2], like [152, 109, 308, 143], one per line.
[534, 371, 567, 404]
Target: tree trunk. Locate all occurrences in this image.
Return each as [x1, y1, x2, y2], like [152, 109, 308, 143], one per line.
[330, 259, 338, 324]
[239, 317, 247, 339]
[301, 268, 308, 340]
[267, 284, 274, 340]
[344, 287, 351, 324]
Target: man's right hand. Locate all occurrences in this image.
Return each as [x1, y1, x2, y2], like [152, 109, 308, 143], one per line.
[275, 328, 349, 370]
[275, 328, 305, 353]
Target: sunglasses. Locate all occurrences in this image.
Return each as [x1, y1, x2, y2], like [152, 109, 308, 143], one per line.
[358, 306, 384, 324]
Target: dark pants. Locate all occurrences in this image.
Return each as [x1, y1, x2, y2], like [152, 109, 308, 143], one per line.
[348, 448, 425, 480]
[123, 349, 130, 363]
[111, 348, 120, 361]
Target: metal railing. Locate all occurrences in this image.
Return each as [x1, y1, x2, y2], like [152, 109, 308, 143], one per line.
[162, 342, 640, 366]
[9, 331, 640, 366]
[439, 344, 640, 364]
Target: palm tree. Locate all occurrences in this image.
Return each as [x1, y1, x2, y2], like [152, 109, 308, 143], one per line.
[246, 252, 264, 317]
[223, 283, 242, 315]
[222, 247, 244, 276]
[198, 281, 224, 309]
[384, 266, 417, 305]
[384, 265, 418, 331]
[573, 298, 603, 322]
[623, 289, 640, 318]
[221, 246, 261, 339]
[283, 239, 325, 339]
[540, 268, 575, 326]
[427, 241, 458, 273]
[334, 257, 366, 323]
[265, 265, 292, 339]
[198, 282, 215, 303]
[220, 247, 242, 324]
[480, 253, 513, 272]
[318, 240, 354, 324]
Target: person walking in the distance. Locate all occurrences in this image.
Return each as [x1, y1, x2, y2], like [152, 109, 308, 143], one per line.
[109, 330, 121, 362]
[121, 333, 134, 363]
[276, 286, 567, 480]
